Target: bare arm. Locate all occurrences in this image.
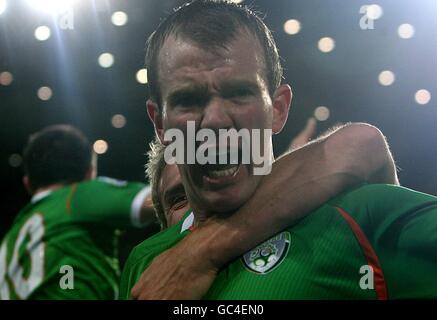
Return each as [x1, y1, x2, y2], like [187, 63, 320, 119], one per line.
[204, 123, 398, 267]
[131, 123, 398, 299]
[288, 117, 317, 151]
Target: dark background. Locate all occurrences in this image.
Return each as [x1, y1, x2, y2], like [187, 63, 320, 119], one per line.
[1, 0, 436, 238]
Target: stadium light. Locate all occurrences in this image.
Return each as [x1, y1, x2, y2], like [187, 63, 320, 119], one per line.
[0, 71, 13, 86]
[93, 140, 108, 154]
[111, 11, 128, 27]
[34, 25, 51, 41]
[366, 4, 383, 20]
[98, 53, 114, 68]
[284, 19, 301, 35]
[318, 37, 335, 53]
[26, 0, 76, 14]
[314, 106, 330, 121]
[378, 70, 395, 86]
[37, 86, 53, 101]
[111, 114, 127, 129]
[0, 0, 7, 15]
[398, 23, 415, 39]
[415, 89, 431, 105]
[136, 68, 148, 84]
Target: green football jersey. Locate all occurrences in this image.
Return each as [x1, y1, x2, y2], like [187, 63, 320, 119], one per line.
[120, 184, 437, 299]
[0, 177, 149, 300]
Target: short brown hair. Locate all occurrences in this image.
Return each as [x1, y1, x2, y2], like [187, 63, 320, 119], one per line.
[145, 0, 283, 108]
[23, 124, 92, 191]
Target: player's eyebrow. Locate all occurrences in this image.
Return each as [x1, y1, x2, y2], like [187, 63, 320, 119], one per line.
[167, 84, 209, 107]
[166, 80, 261, 107]
[219, 79, 261, 98]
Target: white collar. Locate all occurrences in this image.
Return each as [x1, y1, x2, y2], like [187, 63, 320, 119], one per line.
[180, 211, 195, 233]
[31, 190, 52, 204]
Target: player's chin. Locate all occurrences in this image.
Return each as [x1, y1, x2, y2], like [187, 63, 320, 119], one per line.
[200, 184, 255, 214]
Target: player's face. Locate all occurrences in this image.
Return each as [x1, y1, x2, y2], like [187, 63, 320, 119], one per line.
[159, 163, 189, 227]
[151, 31, 289, 215]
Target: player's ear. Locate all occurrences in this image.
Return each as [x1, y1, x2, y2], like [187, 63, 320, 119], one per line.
[272, 84, 292, 134]
[23, 176, 33, 195]
[147, 99, 165, 143]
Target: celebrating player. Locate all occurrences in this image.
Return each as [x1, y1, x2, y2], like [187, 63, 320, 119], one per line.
[0, 125, 155, 299]
[120, 0, 437, 299]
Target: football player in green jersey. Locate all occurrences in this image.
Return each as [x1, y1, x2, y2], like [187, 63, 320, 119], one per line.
[0, 125, 156, 299]
[120, 0, 436, 299]
[121, 125, 403, 300]
[146, 117, 318, 231]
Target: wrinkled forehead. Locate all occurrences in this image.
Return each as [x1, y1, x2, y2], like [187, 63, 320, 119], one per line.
[156, 30, 267, 93]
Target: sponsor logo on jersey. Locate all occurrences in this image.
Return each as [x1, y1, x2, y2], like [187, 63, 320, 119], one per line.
[242, 231, 291, 274]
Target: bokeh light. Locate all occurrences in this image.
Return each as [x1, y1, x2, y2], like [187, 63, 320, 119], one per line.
[111, 11, 128, 26]
[283, 19, 301, 35]
[111, 114, 127, 129]
[98, 53, 114, 68]
[34, 26, 51, 41]
[26, 0, 75, 14]
[366, 4, 383, 20]
[398, 24, 415, 39]
[415, 89, 431, 105]
[37, 86, 53, 101]
[0, 0, 7, 15]
[314, 106, 330, 121]
[378, 70, 395, 86]
[318, 37, 335, 53]
[0, 71, 13, 86]
[136, 68, 148, 84]
[8, 154, 22, 168]
[93, 140, 108, 154]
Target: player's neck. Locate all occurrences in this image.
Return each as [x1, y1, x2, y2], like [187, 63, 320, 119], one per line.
[33, 183, 66, 197]
[192, 207, 237, 227]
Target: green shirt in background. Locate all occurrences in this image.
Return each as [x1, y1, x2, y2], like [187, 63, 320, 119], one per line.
[0, 177, 148, 299]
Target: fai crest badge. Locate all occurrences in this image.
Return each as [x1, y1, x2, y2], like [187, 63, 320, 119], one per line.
[242, 231, 291, 274]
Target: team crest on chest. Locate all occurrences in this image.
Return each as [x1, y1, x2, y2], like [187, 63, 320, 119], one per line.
[242, 231, 291, 274]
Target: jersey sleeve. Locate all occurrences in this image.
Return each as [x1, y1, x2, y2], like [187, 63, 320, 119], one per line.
[330, 184, 437, 298]
[69, 177, 151, 228]
[339, 184, 437, 255]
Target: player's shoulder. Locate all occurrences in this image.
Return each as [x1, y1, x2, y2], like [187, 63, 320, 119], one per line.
[330, 183, 436, 207]
[327, 184, 437, 229]
[79, 176, 136, 188]
[74, 176, 146, 198]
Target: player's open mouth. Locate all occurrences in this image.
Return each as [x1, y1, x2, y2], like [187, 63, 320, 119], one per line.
[205, 163, 240, 178]
[193, 144, 246, 187]
[201, 163, 243, 187]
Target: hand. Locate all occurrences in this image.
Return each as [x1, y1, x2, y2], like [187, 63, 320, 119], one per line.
[289, 117, 317, 150]
[131, 227, 219, 300]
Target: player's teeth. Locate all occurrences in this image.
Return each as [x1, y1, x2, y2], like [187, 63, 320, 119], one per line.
[208, 165, 238, 178]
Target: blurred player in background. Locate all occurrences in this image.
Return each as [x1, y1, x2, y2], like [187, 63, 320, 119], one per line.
[0, 125, 156, 299]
